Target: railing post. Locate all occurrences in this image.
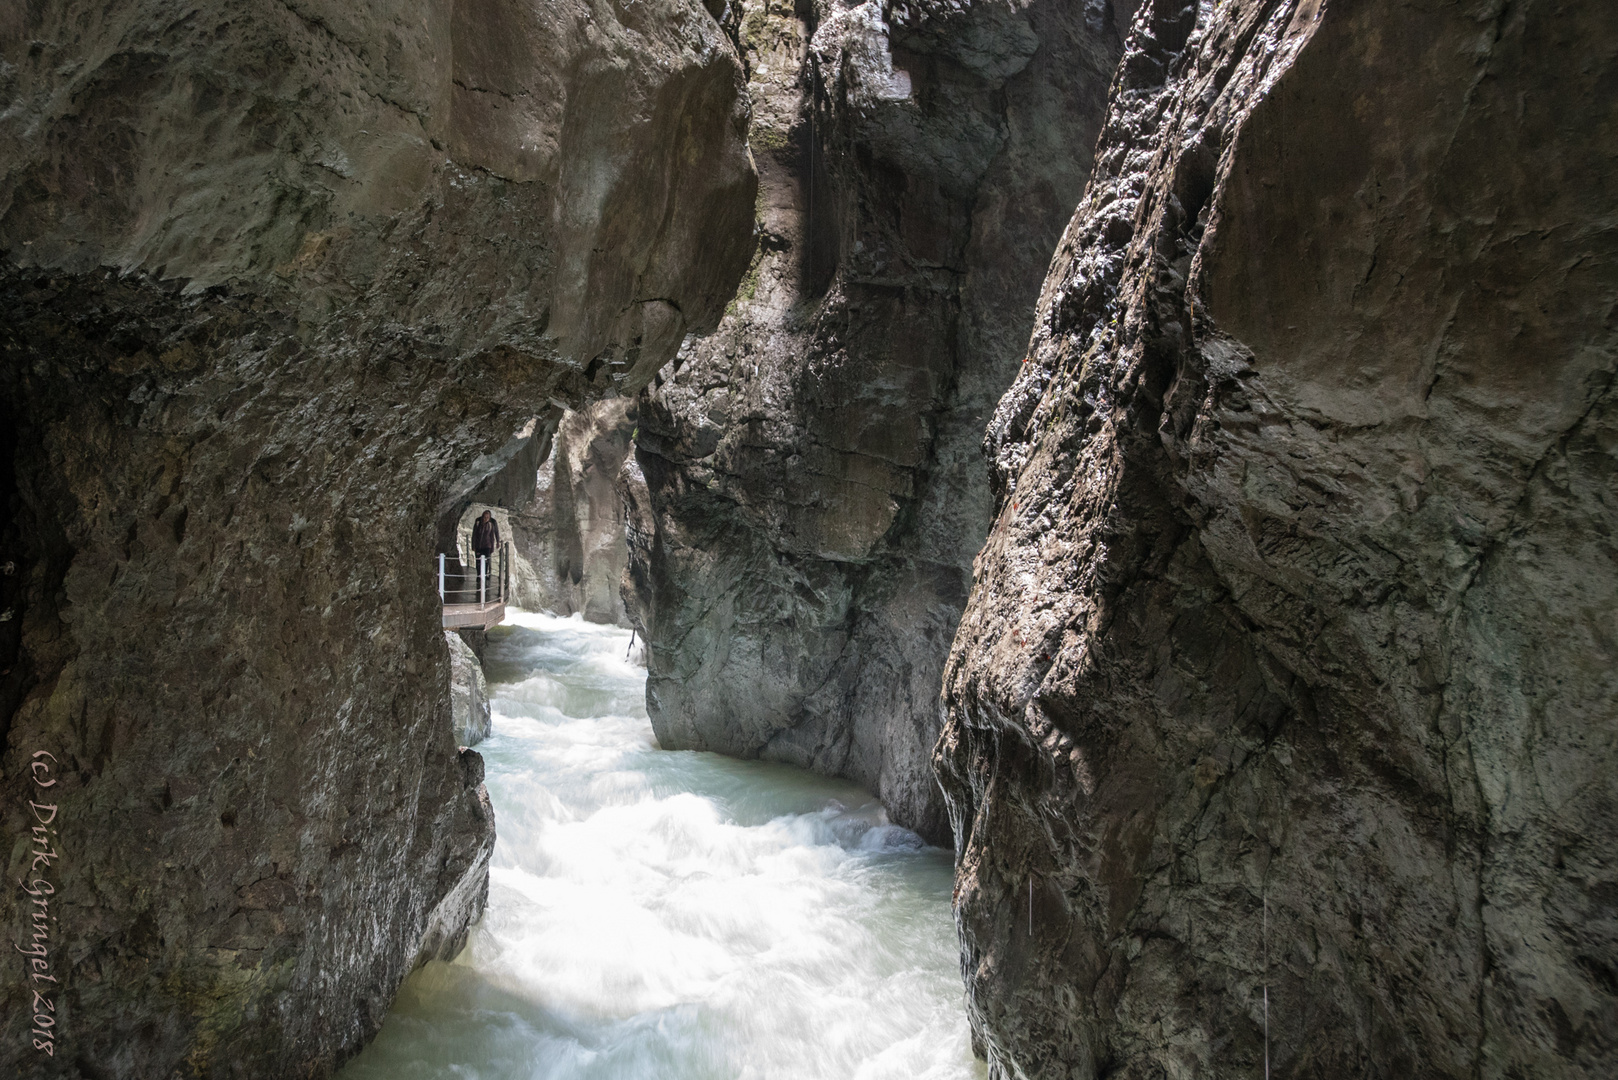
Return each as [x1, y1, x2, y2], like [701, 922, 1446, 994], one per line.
[438, 553, 445, 602]
[480, 554, 487, 607]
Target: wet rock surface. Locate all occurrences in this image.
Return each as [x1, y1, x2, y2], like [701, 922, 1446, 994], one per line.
[939, 0, 1618, 1076]
[0, 1, 754, 1077]
[628, 0, 1122, 841]
[446, 631, 492, 747]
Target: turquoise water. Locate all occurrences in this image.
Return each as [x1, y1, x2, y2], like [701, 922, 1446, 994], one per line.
[337, 611, 981, 1080]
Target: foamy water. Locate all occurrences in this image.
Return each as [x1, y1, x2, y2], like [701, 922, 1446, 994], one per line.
[337, 611, 982, 1080]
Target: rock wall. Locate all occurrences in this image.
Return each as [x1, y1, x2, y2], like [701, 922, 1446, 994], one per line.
[445, 631, 491, 748]
[938, 0, 1618, 1076]
[628, 0, 1123, 840]
[0, 2, 754, 1077]
[512, 399, 638, 625]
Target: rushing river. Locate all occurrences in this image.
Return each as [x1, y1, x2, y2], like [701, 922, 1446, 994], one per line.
[338, 612, 982, 1080]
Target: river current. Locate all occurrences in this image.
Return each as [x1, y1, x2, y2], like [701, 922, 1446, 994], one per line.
[338, 611, 982, 1080]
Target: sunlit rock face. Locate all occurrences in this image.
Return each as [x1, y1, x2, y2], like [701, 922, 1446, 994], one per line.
[938, 0, 1618, 1076]
[511, 399, 639, 626]
[627, 0, 1123, 842]
[0, 1, 754, 1076]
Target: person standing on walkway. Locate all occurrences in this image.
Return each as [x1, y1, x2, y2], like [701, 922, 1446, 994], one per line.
[471, 509, 500, 599]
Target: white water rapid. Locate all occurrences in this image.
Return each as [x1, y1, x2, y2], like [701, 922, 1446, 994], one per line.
[337, 612, 983, 1080]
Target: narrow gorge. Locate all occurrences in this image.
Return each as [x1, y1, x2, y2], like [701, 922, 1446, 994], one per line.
[3, 0, 1614, 1078]
[1, 0, 753, 1073]
[626, 0, 1122, 842]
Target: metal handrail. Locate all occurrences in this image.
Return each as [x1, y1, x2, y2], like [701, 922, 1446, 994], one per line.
[435, 541, 511, 608]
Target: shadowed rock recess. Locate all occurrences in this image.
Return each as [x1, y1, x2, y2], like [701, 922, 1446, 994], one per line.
[627, 0, 1124, 841]
[938, 0, 1618, 1077]
[0, 1, 754, 1076]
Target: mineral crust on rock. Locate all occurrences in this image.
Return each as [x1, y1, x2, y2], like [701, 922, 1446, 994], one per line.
[628, 0, 1123, 840]
[0, 1, 755, 1076]
[938, 0, 1618, 1076]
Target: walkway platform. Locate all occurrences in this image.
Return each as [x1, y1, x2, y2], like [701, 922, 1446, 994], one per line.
[442, 600, 508, 630]
[437, 541, 512, 631]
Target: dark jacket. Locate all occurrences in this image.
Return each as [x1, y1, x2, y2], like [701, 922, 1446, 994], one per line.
[471, 516, 500, 554]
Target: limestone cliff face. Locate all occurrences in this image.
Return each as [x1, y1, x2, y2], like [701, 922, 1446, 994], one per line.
[0, 2, 754, 1077]
[512, 399, 638, 626]
[938, 0, 1618, 1076]
[628, 0, 1123, 840]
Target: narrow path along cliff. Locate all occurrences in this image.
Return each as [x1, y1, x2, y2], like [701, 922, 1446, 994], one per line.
[336, 612, 981, 1080]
